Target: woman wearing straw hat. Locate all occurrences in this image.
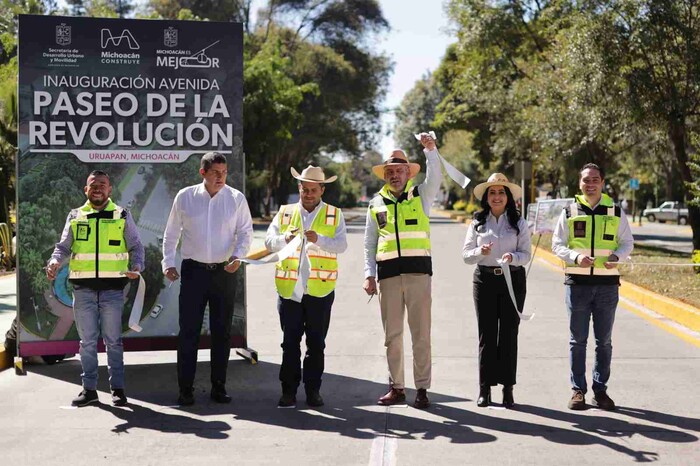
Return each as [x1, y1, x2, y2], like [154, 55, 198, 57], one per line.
[462, 173, 531, 408]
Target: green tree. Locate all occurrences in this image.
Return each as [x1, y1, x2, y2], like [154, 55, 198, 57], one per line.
[585, 0, 700, 261]
[243, 36, 319, 215]
[65, 0, 86, 15]
[393, 72, 446, 167]
[0, 0, 58, 224]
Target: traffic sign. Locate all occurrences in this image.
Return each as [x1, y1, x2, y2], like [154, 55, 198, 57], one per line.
[629, 178, 640, 190]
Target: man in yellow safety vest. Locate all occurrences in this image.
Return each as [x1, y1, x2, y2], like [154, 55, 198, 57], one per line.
[46, 170, 144, 407]
[265, 165, 347, 408]
[552, 163, 634, 411]
[362, 134, 443, 409]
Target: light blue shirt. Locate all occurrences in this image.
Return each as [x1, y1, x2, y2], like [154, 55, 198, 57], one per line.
[462, 213, 532, 267]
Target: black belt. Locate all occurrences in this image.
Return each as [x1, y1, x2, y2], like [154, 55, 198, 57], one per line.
[183, 259, 227, 271]
[478, 265, 524, 276]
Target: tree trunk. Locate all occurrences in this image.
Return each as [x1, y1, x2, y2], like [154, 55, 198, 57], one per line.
[668, 119, 700, 265]
[263, 185, 272, 218]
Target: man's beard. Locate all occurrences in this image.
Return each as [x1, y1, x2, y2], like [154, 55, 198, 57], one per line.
[90, 196, 108, 208]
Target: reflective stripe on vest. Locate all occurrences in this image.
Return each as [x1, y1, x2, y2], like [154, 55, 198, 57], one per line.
[370, 181, 431, 263]
[565, 193, 621, 276]
[274, 203, 340, 298]
[68, 199, 129, 280]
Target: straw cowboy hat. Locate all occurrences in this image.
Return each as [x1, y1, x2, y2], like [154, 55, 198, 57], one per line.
[371, 149, 421, 180]
[473, 173, 522, 201]
[291, 165, 337, 183]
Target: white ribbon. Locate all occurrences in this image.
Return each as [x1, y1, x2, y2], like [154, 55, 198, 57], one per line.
[573, 257, 699, 269]
[496, 258, 534, 321]
[414, 131, 471, 189]
[236, 235, 303, 265]
[124, 273, 146, 332]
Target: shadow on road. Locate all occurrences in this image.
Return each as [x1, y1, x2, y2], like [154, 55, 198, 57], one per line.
[27, 359, 697, 460]
[99, 402, 231, 439]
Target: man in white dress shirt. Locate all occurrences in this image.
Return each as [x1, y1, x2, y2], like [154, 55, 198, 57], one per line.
[265, 166, 347, 408]
[162, 152, 253, 406]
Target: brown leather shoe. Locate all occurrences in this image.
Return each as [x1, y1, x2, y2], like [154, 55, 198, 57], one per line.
[568, 389, 586, 410]
[414, 389, 430, 409]
[377, 387, 406, 406]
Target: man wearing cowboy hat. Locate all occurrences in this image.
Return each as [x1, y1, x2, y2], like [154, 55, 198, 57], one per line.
[265, 165, 348, 408]
[362, 134, 443, 409]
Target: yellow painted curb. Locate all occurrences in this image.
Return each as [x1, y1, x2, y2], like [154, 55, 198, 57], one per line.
[534, 247, 700, 334]
[432, 210, 454, 219]
[0, 346, 11, 372]
[619, 281, 700, 332]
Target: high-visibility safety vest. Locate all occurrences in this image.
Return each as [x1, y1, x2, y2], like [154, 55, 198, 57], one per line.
[565, 193, 621, 277]
[369, 181, 432, 280]
[69, 199, 129, 279]
[274, 203, 340, 299]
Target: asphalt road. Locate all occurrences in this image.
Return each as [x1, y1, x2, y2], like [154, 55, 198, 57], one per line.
[629, 217, 693, 254]
[0, 215, 698, 465]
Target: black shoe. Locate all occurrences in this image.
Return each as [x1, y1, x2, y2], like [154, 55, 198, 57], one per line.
[72, 389, 98, 407]
[414, 389, 430, 409]
[278, 392, 296, 408]
[502, 386, 514, 409]
[210, 384, 232, 404]
[111, 388, 128, 407]
[591, 391, 616, 411]
[305, 390, 324, 407]
[476, 386, 491, 407]
[178, 387, 195, 406]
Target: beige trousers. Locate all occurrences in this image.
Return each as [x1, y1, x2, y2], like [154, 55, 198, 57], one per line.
[378, 273, 432, 389]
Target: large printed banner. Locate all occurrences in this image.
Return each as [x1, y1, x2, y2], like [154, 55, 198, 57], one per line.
[17, 15, 246, 356]
[533, 198, 575, 234]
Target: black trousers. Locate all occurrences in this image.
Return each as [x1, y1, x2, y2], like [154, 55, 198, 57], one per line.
[277, 292, 334, 394]
[473, 266, 526, 387]
[177, 259, 236, 389]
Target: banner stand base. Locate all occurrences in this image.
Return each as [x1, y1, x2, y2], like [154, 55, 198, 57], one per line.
[236, 347, 258, 365]
[14, 357, 26, 376]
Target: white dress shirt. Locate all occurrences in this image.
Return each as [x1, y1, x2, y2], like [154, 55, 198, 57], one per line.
[265, 201, 347, 303]
[363, 148, 443, 278]
[462, 214, 532, 266]
[161, 182, 253, 271]
[552, 200, 634, 265]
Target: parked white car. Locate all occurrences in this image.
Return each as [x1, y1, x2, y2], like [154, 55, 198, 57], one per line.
[643, 201, 689, 225]
[150, 304, 163, 318]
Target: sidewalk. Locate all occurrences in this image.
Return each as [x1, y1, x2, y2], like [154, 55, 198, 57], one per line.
[0, 274, 15, 347]
[0, 274, 16, 371]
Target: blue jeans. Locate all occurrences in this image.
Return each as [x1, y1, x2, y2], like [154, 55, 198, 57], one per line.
[73, 286, 125, 390]
[565, 285, 619, 394]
